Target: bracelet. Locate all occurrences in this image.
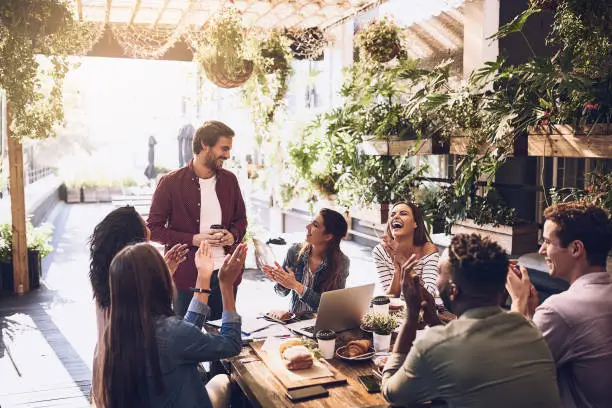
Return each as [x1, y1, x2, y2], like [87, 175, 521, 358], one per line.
[190, 287, 212, 294]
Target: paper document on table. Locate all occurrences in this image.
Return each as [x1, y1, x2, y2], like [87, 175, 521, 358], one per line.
[207, 317, 276, 336]
[260, 337, 333, 381]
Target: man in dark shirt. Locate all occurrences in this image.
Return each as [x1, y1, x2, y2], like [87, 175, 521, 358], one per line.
[148, 120, 247, 320]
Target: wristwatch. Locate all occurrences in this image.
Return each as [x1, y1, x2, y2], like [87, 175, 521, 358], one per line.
[190, 287, 212, 294]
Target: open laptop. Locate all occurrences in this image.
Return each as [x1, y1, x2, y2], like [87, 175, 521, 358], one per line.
[285, 283, 375, 338]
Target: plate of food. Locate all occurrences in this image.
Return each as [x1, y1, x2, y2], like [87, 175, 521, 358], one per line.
[336, 340, 375, 361]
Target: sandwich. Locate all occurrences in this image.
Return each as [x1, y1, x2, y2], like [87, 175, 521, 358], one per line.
[279, 338, 313, 370]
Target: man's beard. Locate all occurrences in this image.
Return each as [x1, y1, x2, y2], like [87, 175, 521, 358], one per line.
[205, 152, 223, 169]
[439, 282, 454, 314]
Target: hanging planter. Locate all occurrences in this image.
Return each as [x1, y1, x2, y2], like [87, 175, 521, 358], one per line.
[355, 18, 403, 63]
[286, 27, 326, 61]
[191, 4, 254, 89]
[203, 56, 254, 88]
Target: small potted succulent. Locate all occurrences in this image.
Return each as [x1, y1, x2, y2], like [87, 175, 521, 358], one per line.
[355, 17, 403, 63]
[368, 312, 399, 352]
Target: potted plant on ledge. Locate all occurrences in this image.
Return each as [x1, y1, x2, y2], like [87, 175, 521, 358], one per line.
[0, 221, 53, 292]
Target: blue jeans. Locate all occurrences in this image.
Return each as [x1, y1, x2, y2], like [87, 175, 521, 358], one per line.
[173, 269, 238, 320]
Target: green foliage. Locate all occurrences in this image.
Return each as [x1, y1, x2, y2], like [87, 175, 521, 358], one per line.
[0, 1, 95, 141]
[194, 5, 253, 80]
[355, 17, 404, 63]
[241, 29, 294, 146]
[0, 221, 54, 262]
[549, 0, 611, 78]
[549, 170, 612, 213]
[367, 312, 399, 335]
[419, 185, 518, 233]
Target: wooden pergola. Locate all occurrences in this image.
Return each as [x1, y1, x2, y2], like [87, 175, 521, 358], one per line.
[6, 0, 386, 293]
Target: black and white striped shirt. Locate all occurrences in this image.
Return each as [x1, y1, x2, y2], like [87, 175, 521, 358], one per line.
[372, 244, 441, 305]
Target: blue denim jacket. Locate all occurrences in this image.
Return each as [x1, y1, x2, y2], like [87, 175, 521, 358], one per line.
[275, 243, 350, 312]
[146, 297, 241, 407]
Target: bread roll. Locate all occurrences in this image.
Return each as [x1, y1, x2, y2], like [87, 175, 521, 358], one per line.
[282, 345, 314, 370]
[279, 338, 303, 355]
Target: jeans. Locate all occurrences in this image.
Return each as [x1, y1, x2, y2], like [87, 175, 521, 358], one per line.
[173, 269, 238, 320]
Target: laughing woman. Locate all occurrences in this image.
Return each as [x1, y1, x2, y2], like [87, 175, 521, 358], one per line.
[372, 202, 441, 303]
[262, 208, 350, 317]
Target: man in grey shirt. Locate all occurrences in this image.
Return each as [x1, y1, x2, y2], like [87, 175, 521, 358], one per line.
[507, 202, 612, 408]
[382, 233, 560, 408]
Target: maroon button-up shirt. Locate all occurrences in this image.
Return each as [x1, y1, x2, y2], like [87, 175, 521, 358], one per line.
[147, 160, 247, 290]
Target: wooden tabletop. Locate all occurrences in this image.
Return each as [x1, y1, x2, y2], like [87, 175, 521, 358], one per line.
[228, 345, 388, 408]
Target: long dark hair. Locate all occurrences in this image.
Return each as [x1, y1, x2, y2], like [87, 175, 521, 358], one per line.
[89, 206, 148, 309]
[386, 202, 430, 246]
[95, 243, 174, 408]
[300, 208, 348, 292]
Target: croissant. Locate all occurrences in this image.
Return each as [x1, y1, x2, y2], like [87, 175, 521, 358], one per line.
[346, 340, 371, 357]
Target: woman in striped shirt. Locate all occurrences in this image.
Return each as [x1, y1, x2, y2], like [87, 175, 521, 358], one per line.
[372, 202, 441, 304]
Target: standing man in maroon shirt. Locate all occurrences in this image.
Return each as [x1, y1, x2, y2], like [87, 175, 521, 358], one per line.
[147, 121, 247, 320]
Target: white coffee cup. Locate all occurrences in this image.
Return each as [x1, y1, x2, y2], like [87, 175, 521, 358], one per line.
[371, 296, 390, 315]
[316, 330, 336, 359]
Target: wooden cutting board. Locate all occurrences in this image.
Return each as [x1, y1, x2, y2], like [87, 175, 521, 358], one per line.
[249, 341, 347, 390]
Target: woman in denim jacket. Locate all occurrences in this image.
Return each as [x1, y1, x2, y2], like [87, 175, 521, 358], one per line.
[263, 208, 350, 316]
[93, 241, 247, 408]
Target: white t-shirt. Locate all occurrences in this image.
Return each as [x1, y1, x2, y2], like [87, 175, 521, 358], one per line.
[198, 176, 226, 270]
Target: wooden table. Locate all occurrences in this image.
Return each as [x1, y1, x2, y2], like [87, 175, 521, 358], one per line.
[227, 343, 388, 408]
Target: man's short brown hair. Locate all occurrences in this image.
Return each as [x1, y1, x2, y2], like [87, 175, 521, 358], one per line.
[544, 202, 612, 267]
[192, 121, 235, 154]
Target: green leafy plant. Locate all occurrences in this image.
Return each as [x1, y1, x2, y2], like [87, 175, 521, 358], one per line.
[191, 4, 254, 87]
[300, 337, 323, 360]
[242, 29, 294, 146]
[0, 0, 98, 141]
[549, 170, 612, 213]
[368, 312, 399, 335]
[355, 17, 404, 63]
[0, 221, 53, 262]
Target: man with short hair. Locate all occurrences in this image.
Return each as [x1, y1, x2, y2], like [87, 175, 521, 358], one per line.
[507, 202, 612, 408]
[148, 120, 247, 320]
[382, 234, 560, 407]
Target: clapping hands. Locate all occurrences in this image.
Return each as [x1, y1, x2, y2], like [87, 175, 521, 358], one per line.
[401, 254, 440, 326]
[262, 262, 299, 291]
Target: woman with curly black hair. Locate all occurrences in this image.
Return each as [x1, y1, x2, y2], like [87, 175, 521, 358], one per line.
[89, 206, 188, 392]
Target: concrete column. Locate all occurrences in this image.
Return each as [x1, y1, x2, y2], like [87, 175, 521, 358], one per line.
[324, 20, 355, 108]
[463, 0, 500, 80]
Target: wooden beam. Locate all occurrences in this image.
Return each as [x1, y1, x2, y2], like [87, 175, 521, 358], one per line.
[76, 0, 84, 22]
[129, 0, 142, 26]
[153, 0, 170, 27]
[6, 102, 29, 294]
[105, 0, 113, 24]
